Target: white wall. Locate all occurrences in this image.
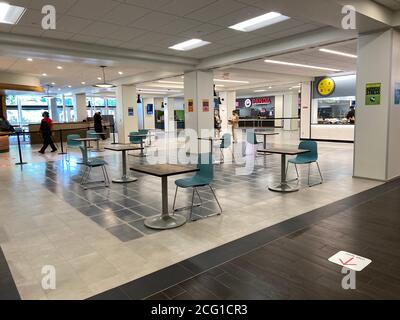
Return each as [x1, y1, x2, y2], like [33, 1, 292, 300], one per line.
[73, 93, 87, 122]
[283, 93, 299, 131]
[300, 82, 311, 139]
[116, 85, 138, 144]
[275, 95, 283, 128]
[142, 97, 155, 129]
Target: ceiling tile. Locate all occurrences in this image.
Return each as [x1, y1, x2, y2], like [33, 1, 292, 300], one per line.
[132, 32, 169, 45]
[186, 0, 246, 22]
[179, 23, 223, 38]
[41, 30, 75, 40]
[106, 26, 145, 41]
[152, 17, 202, 35]
[66, 0, 120, 19]
[129, 12, 178, 30]
[203, 28, 244, 42]
[15, 9, 43, 28]
[251, 19, 305, 36]
[27, 0, 78, 14]
[70, 34, 102, 44]
[209, 6, 262, 27]
[95, 38, 125, 47]
[158, 0, 216, 16]
[124, 0, 175, 10]
[11, 26, 44, 37]
[80, 22, 121, 38]
[55, 15, 93, 33]
[101, 3, 149, 26]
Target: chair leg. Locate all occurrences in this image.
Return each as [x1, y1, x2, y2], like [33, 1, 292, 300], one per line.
[307, 163, 311, 186]
[104, 166, 111, 185]
[295, 164, 299, 179]
[172, 185, 178, 212]
[220, 148, 224, 163]
[189, 188, 196, 221]
[285, 161, 289, 178]
[209, 185, 222, 214]
[80, 166, 88, 185]
[316, 161, 323, 184]
[195, 188, 203, 206]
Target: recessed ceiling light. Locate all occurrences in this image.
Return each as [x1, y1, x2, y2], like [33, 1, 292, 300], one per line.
[214, 78, 250, 84]
[254, 89, 267, 92]
[42, 73, 47, 76]
[0, 2, 26, 25]
[81, 81, 86, 85]
[169, 39, 210, 51]
[68, 85, 72, 88]
[268, 86, 272, 89]
[57, 66, 63, 70]
[118, 71, 123, 75]
[319, 48, 357, 58]
[229, 12, 289, 32]
[97, 77, 102, 80]
[264, 59, 341, 72]
[26, 58, 33, 62]
[51, 82, 56, 85]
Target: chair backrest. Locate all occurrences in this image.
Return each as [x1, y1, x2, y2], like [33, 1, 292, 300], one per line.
[196, 153, 214, 183]
[298, 140, 318, 162]
[246, 130, 258, 145]
[139, 129, 149, 135]
[79, 146, 88, 164]
[86, 130, 96, 138]
[129, 131, 141, 144]
[220, 133, 231, 149]
[67, 134, 82, 147]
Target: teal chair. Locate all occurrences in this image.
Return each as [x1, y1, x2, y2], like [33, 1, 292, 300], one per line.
[286, 140, 323, 187]
[129, 131, 142, 144]
[246, 130, 261, 146]
[79, 146, 110, 189]
[86, 130, 96, 148]
[66, 134, 82, 163]
[173, 154, 222, 221]
[139, 129, 149, 145]
[219, 133, 232, 163]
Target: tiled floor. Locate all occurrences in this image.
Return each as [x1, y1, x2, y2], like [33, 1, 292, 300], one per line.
[0, 129, 381, 299]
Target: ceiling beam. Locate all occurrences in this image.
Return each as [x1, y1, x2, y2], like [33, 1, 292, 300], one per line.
[197, 27, 357, 70]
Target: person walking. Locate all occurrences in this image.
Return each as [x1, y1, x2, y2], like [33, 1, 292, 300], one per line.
[93, 111, 106, 140]
[38, 111, 57, 154]
[230, 111, 239, 143]
[214, 110, 222, 138]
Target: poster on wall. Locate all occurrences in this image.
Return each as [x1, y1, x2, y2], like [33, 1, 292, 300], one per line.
[202, 99, 209, 112]
[128, 107, 134, 116]
[188, 99, 194, 112]
[146, 104, 154, 115]
[395, 83, 400, 105]
[365, 83, 381, 105]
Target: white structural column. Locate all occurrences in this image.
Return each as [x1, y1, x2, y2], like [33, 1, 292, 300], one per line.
[219, 91, 236, 132]
[283, 92, 299, 131]
[73, 93, 87, 122]
[49, 98, 59, 122]
[300, 82, 312, 139]
[184, 71, 214, 152]
[274, 95, 283, 128]
[142, 97, 155, 129]
[354, 29, 400, 181]
[163, 97, 175, 132]
[116, 85, 138, 144]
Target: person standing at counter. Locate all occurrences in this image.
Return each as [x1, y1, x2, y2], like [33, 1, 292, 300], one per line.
[230, 111, 239, 143]
[0, 114, 14, 132]
[94, 111, 106, 140]
[38, 112, 57, 154]
[346, 106, 355, 124]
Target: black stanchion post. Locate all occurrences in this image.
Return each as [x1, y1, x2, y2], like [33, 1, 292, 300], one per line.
[15, 131, 27, 166]
[58, 129, 67, 155]
[111, 123, 117, 145]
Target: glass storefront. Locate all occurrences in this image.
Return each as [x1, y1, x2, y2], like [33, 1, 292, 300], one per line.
[312, 96, 356, 125]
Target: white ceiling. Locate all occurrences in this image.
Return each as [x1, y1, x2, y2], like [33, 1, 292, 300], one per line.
[0, 0, 323, 59]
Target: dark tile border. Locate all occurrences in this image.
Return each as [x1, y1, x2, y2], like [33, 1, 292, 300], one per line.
[0, 246, 21, 300]
[89, 178, 400, 300]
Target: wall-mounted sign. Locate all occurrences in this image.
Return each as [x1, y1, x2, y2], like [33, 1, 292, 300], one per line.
[317, 77, 335, 96]
[128, 107, 134, 116]
[244, 99, 252, 108]
[365, 83, 381, 105]
[202, 99, 209, 112]
[187, 99, 194, 112]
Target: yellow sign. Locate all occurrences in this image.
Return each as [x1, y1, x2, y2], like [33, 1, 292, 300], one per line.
[188, 99, 194, 112]
[317, 77, 335, 96]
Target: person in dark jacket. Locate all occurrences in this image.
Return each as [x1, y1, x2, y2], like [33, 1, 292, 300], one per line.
[39, 112, 57, 154]
[93, 112, 106, 140]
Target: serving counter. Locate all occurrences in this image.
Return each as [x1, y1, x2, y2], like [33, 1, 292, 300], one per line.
[0, 132, 10, 153]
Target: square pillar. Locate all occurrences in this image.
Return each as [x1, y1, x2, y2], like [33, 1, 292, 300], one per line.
[354, 29, 400, 180]
[116, 85, 138, 144]
[73, 93, 87, 122]
[300, 82, 312, 139]
[283, 93, 299, 131]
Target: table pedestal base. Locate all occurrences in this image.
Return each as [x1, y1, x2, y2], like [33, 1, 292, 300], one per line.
[112, 176, 138, 183]
[144, 214, 187, 230]
[269, 182, 299, 193]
